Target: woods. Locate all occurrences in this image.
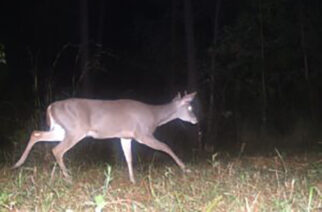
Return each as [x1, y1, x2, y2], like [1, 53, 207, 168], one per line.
[1, 0, 322, 153]
[201, 0, 322, 151]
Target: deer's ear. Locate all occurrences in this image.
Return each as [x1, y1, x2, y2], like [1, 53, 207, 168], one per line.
[172, 92, 182, 102]
[180, 92, 197, 105]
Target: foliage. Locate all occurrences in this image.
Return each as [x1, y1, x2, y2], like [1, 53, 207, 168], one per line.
[202, 0, 322, 148]
[0, 43, 6, 64]
[213, 1, 302, 96]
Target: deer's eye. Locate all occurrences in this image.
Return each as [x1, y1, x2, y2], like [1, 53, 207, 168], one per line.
[187, 105, 193, 112]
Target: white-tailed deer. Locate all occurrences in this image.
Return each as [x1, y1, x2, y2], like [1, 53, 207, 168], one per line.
[13, 92, 197, 183]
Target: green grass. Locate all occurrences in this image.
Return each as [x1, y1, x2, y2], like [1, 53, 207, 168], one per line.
[0, 152, 321, 211]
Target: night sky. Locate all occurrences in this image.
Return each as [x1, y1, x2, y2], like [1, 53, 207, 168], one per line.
[1, 0, 322, 152]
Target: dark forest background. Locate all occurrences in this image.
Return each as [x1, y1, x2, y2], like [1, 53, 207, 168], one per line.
[0, 0, 322, 161]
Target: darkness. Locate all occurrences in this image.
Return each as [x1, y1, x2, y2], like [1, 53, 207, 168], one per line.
[0, 0, 322, 161]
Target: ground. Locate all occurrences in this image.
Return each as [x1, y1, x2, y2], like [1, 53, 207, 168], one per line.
[0, 151, 321, 211]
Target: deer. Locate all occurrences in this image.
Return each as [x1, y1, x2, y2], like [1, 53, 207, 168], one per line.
[12, 92, 198, 183]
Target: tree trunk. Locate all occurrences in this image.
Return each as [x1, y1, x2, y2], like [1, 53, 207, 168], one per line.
[298, 0, 317, 148]
[183, 0, 197, 91]
[97, 0, 106, 45]
[204, 0, 222, 150]
[259, 0, 267, 138]
[78, 0, 91, 97]
[183, 0, 199, 150]
[169, 0, 178, 94]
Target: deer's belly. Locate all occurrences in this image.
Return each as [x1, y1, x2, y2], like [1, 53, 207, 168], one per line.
[86, 129, 135, 139]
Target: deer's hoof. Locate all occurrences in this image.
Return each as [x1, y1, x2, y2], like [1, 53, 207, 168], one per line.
[184, 168, 192, 173]
[64, 176, 73, 184]
[62, 172, 73, 183]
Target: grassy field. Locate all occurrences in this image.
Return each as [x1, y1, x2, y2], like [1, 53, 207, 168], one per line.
[0, 151, 321, 211]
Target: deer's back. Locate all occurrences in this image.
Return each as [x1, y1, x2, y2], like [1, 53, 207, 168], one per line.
[48, 98, 157, 138]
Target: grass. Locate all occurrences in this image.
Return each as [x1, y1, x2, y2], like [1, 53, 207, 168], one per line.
[0, 151, 321, 211]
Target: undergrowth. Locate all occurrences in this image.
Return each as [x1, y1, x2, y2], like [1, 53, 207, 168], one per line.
[0, 151, 321, 211]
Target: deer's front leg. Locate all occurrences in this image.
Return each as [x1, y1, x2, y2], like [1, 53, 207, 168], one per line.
[120, 138, 135, 184]
[136, 135, 187, 172]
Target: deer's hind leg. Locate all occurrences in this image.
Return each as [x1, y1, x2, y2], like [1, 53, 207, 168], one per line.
[13, 126, 65, 168]
[52, 133, 85, 178]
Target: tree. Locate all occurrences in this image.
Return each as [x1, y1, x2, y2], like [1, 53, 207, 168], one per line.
[78, 0, 91, 97]
[183, 0, 197, 91]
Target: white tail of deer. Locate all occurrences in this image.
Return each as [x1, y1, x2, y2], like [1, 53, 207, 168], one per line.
[13, 92, 198, 183]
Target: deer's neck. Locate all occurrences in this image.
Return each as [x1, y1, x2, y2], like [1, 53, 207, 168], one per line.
[153, 102, 178, 127]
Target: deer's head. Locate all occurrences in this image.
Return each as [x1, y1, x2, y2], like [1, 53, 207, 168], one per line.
[173, 92, 198, 124]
